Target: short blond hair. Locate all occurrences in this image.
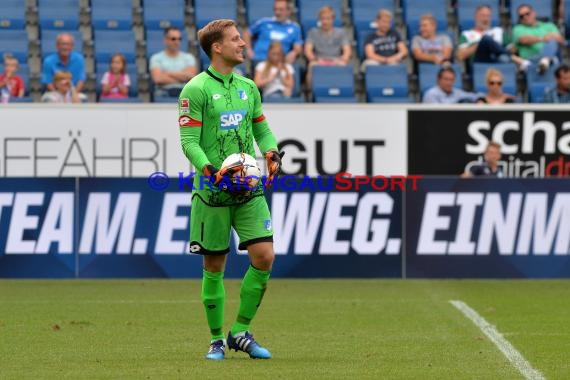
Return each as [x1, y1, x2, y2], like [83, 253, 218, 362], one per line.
[318, 5, 335, 19]
[198, 19, 238, 58]
[420, 13, 436, 25]
[376, 9, 393, 21]
[485, 68, 503, 83]
[3, 55, 18, 66]
[54, 71, 72, 82]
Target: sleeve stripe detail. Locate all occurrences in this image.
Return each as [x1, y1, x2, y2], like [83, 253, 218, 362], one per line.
[179, 116, 202, 127]
[253, 114, 266, 123]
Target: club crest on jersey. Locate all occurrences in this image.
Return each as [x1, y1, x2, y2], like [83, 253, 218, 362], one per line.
[220, 110, 246, 130]
[238, 90, 248, 100]
[179, 98, 189, 113]
[212, 93, 222, 100]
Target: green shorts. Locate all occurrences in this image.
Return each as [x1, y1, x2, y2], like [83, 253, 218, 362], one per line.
[189, 194, 273, 255]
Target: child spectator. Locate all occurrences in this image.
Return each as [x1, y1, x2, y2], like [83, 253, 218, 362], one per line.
[41, 71, 81, 103]
[100, 53, 131, 100]
[0, 56, 25, 102]
[254, 41, 295, 99]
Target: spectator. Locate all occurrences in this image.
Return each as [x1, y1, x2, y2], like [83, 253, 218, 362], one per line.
[361, 9, 408, 71]
[0, 56, 25, 102]
[462, 141, 504, 177]
[304, 5, 351, 87]
[423, 66, 478, 104]
[456, 5, 529, 71]
[41, 71, 81, 103]
[411, 14, 452, 66]
[243, 0, 303, 64]
[512, 4, 565, 74]
[254, 41, 294, 99]
[149, 27, 197, 98]
[100, 53, 131, 100]
[41, 33, 86, 95]
[542, 64, 570, 103]
[476, 68, 516, 104]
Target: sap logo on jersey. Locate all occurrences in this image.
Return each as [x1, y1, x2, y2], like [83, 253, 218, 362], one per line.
[220, 110, 247, 130]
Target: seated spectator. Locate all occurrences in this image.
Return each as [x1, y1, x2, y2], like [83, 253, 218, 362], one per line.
[542, 64, 570, 103]
[244, 0, 303, 64]
[254, 41, 294, 99]
[462, 141, 504, 177]
[457, 5, 529, 71]
[0, 56, 25, 102]
[411, 14, 452, 66]
[361, 9, 408, 71]
[423, 66, 478, 104]
[41, 71, 81, 103]
[304, 5, 351, 87]
[100, 53, 131, 100]
[150, 27, 197, 98]
[476, 68, 516, 104]
[512, 4, 565, 73]
[41, 33, 87, 97]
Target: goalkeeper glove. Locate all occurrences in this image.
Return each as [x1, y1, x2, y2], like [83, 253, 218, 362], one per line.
[264, 150, 284, 188]
[203, 162, 245, 190]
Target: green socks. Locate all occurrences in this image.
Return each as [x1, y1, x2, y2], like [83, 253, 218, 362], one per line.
[202, 270, 225, 341]
[230, 265, 271, 336]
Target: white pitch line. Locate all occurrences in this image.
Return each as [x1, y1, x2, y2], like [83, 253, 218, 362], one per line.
[449, 300, 545, 380]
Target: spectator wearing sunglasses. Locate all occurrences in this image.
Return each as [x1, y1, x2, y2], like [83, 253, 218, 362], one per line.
[512, 4, 564, 74]
[476, 68, 515, 104]
[150, 27, 197, 98]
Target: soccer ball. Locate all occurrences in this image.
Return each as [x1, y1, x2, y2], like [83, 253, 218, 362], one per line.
[221, 152, 262, 189]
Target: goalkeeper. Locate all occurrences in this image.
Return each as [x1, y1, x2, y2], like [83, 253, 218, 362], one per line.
[177, 19, 283, 360]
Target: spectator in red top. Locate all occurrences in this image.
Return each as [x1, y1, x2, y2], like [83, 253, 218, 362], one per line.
[0, 56, 25, 100]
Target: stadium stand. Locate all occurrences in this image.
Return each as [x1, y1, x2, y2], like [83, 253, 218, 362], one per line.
[311, 65, 357, 103]
[403, 0, 448, 37]
[40, 29, 84, 57]
[143, 0, 186, 30]
[457, 0, 500, 31]
[351, 0, 394, 35]
[298, 0, 343, 35]
[0, 0, 27, 30]
[93, 29, 137, 64]
[365, 64, 413, 103]
[37, 0, 81, 30]
[90, 0, 135, 30]
[0, 30, 29, 63]
[194, 0, 238, 30]
[526, 62, 559, 102]
[244, 0, 276, 27]
[509, 0, 554, 25]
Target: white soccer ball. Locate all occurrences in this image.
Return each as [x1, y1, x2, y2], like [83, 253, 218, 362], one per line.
[221, 152, 262, 189]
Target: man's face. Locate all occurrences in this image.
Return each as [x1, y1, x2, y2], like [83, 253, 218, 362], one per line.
[273, 1, 289, 22]
[419, 19, 435, 37]
[377, 16, 391, 33]
[165, 29, 182, 52]
[57, 35, 74, 57]
[557, 71, 570, 90]
[484, 146, 501, 165]
[518, 6, 536, 26]
[474, 7, 491, 29]
[217, 26, 246, 65]
[438, 71, 455, 93]
[319, 12, 334, 30]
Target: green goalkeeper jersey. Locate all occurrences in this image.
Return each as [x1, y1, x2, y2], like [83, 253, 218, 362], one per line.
[178, 66, 278, 206]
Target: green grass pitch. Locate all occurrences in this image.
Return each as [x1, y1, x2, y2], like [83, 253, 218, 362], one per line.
[1, 280, 569, 379]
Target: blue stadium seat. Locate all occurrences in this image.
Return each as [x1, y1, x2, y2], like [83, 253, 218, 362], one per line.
[0, 29, 29, 62]
[351, 0, 393, 35]
[403, 0, 448, 37]
[365, 64, 412, 103]
[38, 0, 81, 30]
[145, 29, 189, 60]
[91, 0, 133, 30]
[245, 0, 275, 26]
[417, 63, 462, 95]
[311, 65, 357, 103]
[526, 62, 558, 102]
[143, 0, 185, 30]
[95, 62, 139, 97]
[472, 63, 517, 95]
[510, 0, 553, 25]
[0, 62, 31, 96]
[0, 0, 27, 30]
[298, 0, 343, 35]
[194, 0, 238, 30]
[93, 30, 136, 64]
[40, 29, 83, 57]
[457, 0, 500, 31]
